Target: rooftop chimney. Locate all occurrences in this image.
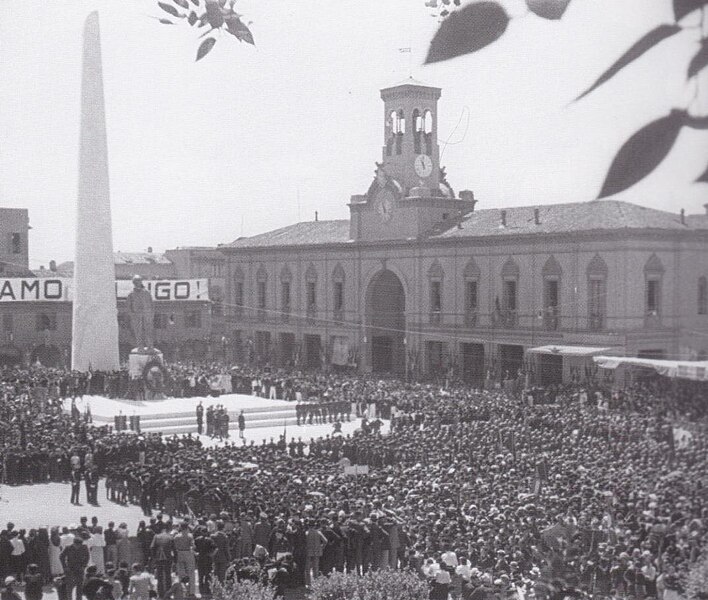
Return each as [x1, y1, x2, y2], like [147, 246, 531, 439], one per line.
[680, 208, 685, 225]
[49, 260, 57, 272]
[500, 210, 507, 227]
[534, 208, 540, 225]
[315, 211, 319, 222]
[147, 246, 153, 253]
[704, 203, 708, 215]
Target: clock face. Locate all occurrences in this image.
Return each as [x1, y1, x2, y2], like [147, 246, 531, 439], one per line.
[414, 154, 433, 178]
[375, 188, 394, 223]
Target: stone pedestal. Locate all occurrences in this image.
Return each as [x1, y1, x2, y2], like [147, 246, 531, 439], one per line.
[128, 347, 163, 378]
[129, 347, 166, 400]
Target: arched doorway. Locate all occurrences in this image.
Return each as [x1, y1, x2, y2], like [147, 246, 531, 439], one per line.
[365, 270, 406, 374]
[30, 344, 63, 368]
[0, 345, 22, 368]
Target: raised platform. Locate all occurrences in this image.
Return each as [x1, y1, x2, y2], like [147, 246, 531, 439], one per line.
[63, 393, 306, 434]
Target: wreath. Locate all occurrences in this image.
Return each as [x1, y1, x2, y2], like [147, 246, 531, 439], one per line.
[142, 359, 169, 394]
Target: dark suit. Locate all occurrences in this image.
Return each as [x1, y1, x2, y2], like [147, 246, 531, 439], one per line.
[210, 531, 231, 582]
[151, 532, 175, 597]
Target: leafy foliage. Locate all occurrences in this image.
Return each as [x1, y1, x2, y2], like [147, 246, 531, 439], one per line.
[424, 0, 707, 197]
[526, 0, 571, 20]
[688, 38, 708, 78]
[155, 0, 254, 61]
[210, 576, 276, 600]
[696, 163, 708, 183]
[598, 110, 686, 199]
[309, 569, 430, 600]
[674, 0, 708, 21]
[574, 24, 682, 101]
[425, 2, 509, 64]
[197, 37, 217, 61]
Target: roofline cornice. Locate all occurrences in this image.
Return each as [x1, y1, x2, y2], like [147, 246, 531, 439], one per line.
[218, 227, 708, 255]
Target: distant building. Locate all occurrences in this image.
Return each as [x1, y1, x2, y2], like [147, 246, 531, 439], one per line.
[0, 208, 32, 277]
[1, 248, 219, 368]
[218, 80, 708, 383]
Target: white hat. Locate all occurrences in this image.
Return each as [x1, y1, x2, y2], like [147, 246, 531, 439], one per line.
[4, 577, 15, 586]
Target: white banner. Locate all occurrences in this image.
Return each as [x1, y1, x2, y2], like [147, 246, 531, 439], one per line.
[0, 278, 209, 302]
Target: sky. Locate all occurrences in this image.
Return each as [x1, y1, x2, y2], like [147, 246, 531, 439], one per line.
[0, 0, 706, 268]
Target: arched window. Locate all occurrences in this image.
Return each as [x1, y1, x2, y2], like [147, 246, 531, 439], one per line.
[413, 109, 422, 154]
[542, 256, 562, 330]
[332, 263, 345, 318]
[233, 267, 245, 315]
[280, 265, 292, 317]
[396, 109, 405, 155]
[386, 110, 398, 156]
[305, 264, 318, 313]
[698, 276, 707, 315]
[256, 266, 268, 318]
[428, 260, 444, 324]
[500, 257, 519, 327]
[463, 258, 481, 327]
[644, 254, 664, 318]
[423, 109, 433, 155]
[586, 254, 607, 331]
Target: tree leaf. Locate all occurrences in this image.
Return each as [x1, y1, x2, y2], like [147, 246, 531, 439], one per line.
[205, 0, 225, 28]
[159, 18, 174, 24]
[696, 163, 708, 183]
[196, 37, 217, 61]
[425, 2, 509, 64]
[674, 0, 708, 21]
[684, 114, 708, 130]
[575, 24, 681, 101]
[225, 15, 255, 44]
[688, 38, 708, 78]
[158, 1, 181, 18]
[526, 0, 571, 20]
[187, 10, 198, 25]
[597, 110, 686, 199]
[173, 0, 190, 8]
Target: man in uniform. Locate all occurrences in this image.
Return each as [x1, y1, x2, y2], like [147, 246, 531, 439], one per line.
[150, 523, 175, 597]
[70, 467, 82, 505]
[210, 521, 231, 583]
[196, 402, 204, 435]
[173, 521, 196, 597]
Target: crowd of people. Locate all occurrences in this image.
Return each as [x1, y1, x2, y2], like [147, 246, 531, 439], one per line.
[0, 362, 707, 600]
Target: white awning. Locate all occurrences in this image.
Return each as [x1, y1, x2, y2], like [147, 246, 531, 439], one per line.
[527, 345, 619, 357]
[593, 356, 708, 382]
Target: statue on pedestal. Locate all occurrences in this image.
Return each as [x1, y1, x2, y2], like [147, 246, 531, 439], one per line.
[126, 275, 166, 399]
[127, 275, 154, 350]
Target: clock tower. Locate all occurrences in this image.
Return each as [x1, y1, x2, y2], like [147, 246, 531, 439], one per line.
[349, 79, 475, 241]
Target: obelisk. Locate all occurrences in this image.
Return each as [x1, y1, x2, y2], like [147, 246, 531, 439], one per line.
[71, 11, 120, 372]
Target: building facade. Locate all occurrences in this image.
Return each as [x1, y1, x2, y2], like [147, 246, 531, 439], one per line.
[220, 80, 708, 383]
[0, 208, 32, 277]
[0, 251, 216, 368]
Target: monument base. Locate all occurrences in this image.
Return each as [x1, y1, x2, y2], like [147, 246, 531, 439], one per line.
[129, 347, 166, 400]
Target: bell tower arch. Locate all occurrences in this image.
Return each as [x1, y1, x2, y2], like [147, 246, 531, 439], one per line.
[380, 78, 441, 195]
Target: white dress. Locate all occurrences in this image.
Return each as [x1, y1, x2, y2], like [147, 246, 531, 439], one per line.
[88, 533, 106, 574]
[49, 542, 64, 576]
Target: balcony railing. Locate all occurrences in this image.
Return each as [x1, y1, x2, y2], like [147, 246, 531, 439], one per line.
[430, 310, 442, 325]
[333, 308, 344, 324]
[281, 306, 290, 323]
